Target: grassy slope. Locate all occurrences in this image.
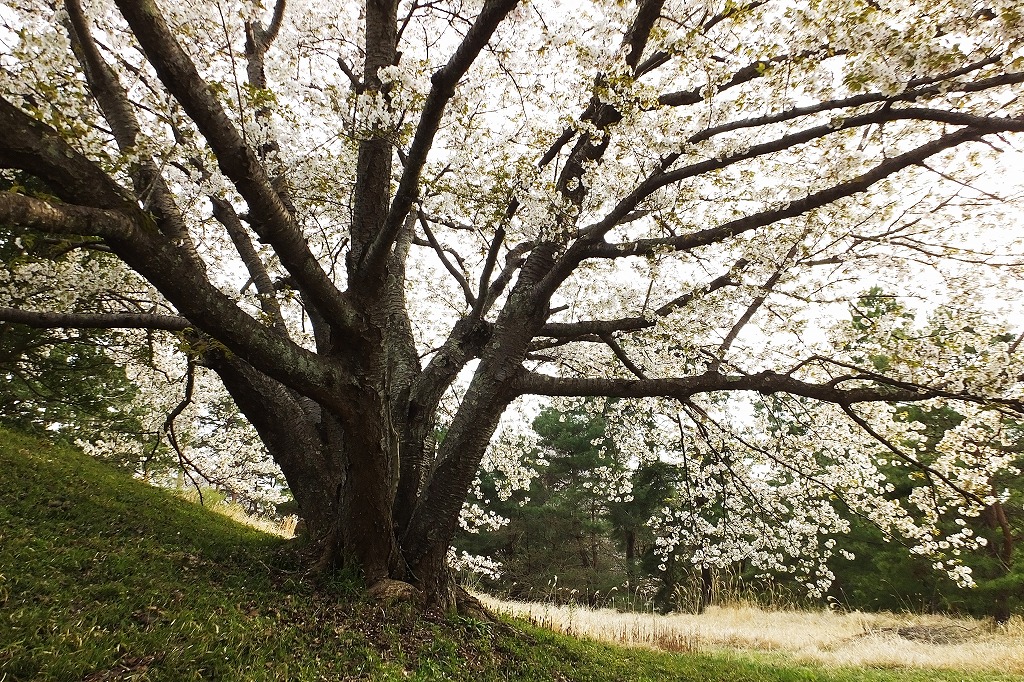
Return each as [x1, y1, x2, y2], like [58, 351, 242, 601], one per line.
[1, 427, 1020, 682]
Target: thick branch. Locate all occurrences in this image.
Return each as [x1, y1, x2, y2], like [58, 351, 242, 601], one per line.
[581, 109, 1020, 252]
[0, 307, 189, 331]
[63, 0, 198, 264]
[584, 127, 982, 260]
[528, 334, 603, 352]
[488, 0, 668, 297]
[480, 241, 532, 312]
[549, 0, 668, 214]
[263, 0, 287, 47]
[409, 317, 493, 418]
[64, 0, 142, 152]
[0, 118, 349, 413]
[0, 193, 134, 240]
[0, 97, 136, 210]
[658, 48, 841, 107]
[471, 223, 507, 320]
[623, 0, 667, 70]
[538, 317, 653, 338]
[514, 369, 974, 405]
[687, 64, 1022, 146]
[633, 1, 767, 78]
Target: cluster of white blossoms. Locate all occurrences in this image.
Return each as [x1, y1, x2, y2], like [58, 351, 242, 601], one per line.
[549, 397, 641, 501]
[0, 251, 140, 313]
[72, 345, 289, 513]
[479, 417, 542, 502]
[457, 502, 509, 535]
[448, 548, 503, 580]
[655, 383, 1019, 592]
[646, 425, 849, 598]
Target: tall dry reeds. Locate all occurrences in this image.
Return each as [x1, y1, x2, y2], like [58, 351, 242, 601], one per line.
[479, 594, 1024, 673]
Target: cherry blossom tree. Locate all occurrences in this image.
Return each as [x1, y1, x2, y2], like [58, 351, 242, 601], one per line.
[1, 0, 1023, 609]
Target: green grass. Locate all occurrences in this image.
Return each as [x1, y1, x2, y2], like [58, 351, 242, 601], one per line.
[0, 426, 1019, 681]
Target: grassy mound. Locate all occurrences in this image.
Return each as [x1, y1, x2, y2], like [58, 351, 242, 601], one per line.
[1, 427, 1020, 681]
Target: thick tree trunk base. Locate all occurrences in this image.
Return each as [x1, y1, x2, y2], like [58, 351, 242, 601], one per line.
[364, 577, 494, 622]
[300, 533, 473, 615]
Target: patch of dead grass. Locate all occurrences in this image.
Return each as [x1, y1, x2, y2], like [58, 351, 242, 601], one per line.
[177, 489, 297, 538]
[213, 503, 297, 538]
[479, 594, 1024, 673]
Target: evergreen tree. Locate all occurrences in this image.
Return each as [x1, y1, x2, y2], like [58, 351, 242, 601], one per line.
[459, 400, 685, 608]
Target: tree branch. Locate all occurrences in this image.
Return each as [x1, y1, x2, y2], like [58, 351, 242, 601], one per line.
[583, 126, 982, 260]
[538, 317, 653, 338]
[623, 0, 667, 70]
[471, 223, 507, 320]
[210, 196, 288, 332]
[0, 99, 352, 410]
[63, 0, 199, 266]
[417, 212, 475, 307]
[498, 1, 669, 267]
[263, 0, 287, 47]
[655, 257, 747, 316]
[582, 109, 1021, 251]
[657, 47, 843, 107]
[0, 97, 136, 210]
[840, 403, 986, 507]
[0, 306, 189, 331]
[0, 193, 135, 240]
[712, 241, 801, 370]
[686, 63, 1022, 146]
[599, 332, 648, 379]
[528, 334, 603, 352]
[514, 367, 990, 405]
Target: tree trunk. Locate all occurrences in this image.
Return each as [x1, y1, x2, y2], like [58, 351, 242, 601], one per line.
[697, 565, 713, 614]
[625, 529, 636, 580]
[982, 500, 1015, 623]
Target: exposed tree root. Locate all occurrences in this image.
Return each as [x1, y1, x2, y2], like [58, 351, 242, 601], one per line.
[455, 587, 491, 620]
[369, 579, 425, 606]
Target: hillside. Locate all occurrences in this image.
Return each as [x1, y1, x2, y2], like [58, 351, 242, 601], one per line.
[1, 428, 1019, 682]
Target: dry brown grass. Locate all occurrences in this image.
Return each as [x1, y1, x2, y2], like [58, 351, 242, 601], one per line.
[213, 503, 297, 538]
[479, 594, 1024, 673]
[177, 490, 297, 538]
